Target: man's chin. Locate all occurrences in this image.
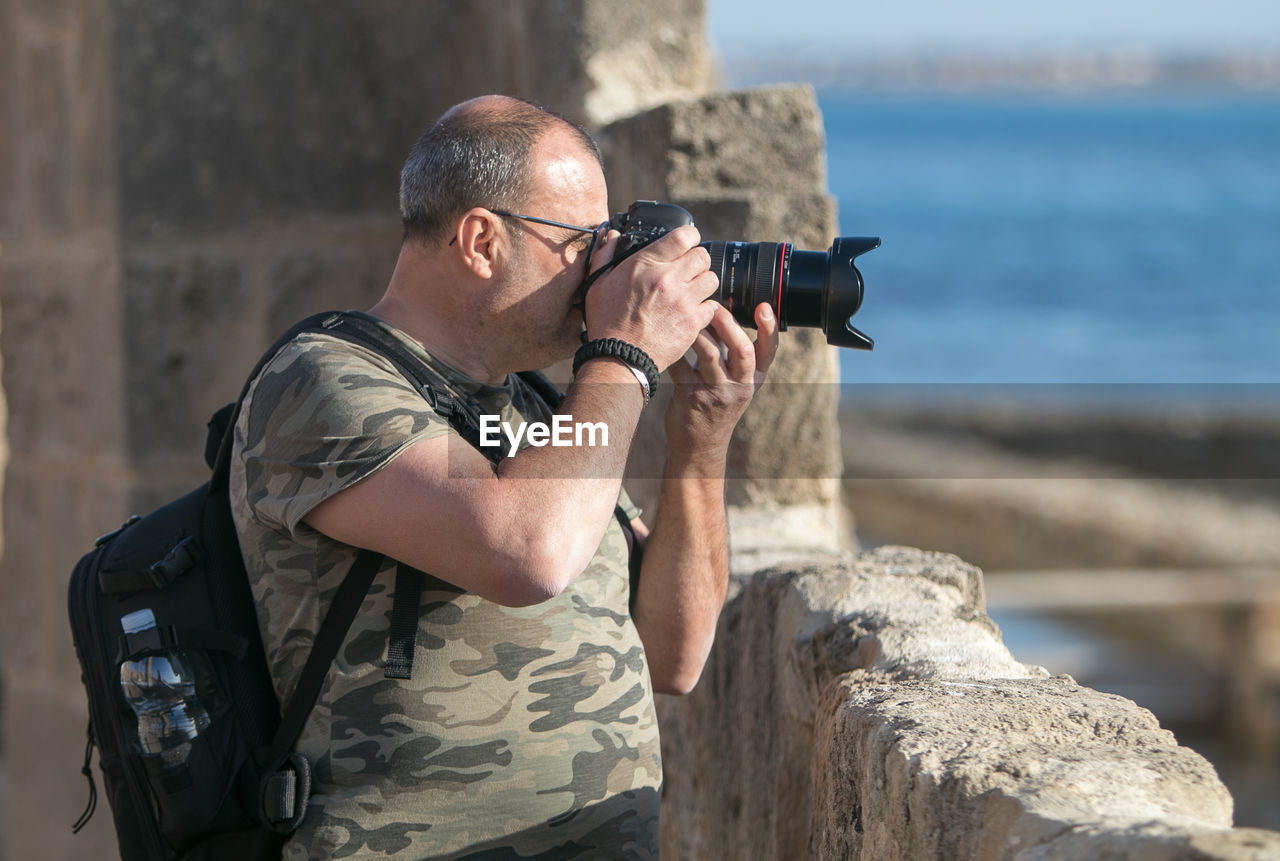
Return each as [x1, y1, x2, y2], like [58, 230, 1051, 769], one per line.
[534, 319, 585, 368]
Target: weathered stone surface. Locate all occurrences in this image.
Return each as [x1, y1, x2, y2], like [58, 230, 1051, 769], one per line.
[21, 41, 76, 234]
[122, 253, 253, 464]
[0, 1, 14, 238]
[0, 255, 126, 463]
[813, 676, 1235, 860]
[0, 304, 6, 563]
[659, 546, 1279, 860]
[659, 546, 1044, 859]
[111, 1, 450, 237]
[109, 0, 712, 238]
[603, 84, 829, 206]
[578, 0, 715, 124]
[263, 230, 398, 337]
[117, 223, 400, 512]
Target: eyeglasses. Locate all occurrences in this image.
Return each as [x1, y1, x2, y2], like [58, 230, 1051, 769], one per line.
[450, 209, 608, 265]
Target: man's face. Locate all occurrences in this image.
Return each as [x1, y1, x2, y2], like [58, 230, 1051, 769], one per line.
[489, 128, 609, 363]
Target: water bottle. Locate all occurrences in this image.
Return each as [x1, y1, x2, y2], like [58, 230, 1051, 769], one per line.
[118, 608, 211, 765]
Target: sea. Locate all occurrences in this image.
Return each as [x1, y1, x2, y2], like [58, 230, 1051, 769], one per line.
[816, 87, 1280, 407]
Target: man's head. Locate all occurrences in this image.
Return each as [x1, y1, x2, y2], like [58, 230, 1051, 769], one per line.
[399, 96, 602, 246]
[384, 96, 611, 377]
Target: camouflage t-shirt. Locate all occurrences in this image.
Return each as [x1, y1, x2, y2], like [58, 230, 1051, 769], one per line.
[229, 312, 661, 860]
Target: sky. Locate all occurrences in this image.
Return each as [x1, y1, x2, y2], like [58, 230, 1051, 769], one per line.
[706, 0, 1280, 55]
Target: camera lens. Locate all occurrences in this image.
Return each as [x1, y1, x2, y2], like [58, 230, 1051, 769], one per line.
[702, 241, 785, 327]
[701, 237, 879, 350]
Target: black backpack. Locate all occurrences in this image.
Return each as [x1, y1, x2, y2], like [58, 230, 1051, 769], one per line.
[67, 311, 569, 860]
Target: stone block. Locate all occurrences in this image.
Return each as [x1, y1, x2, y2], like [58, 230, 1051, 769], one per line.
[264, 229, 399, 337]
[658, 546, 1045, 859]
[119, 225, 399, 507]
[603, 85, 828, 206]
[671, 191, 837, 256]
[20, 0, 73, 24]
[20, 40, 75, 236]
[0, 253, 127, 459]
[110, 1, 469, 237]
[107, 0, 709, 236]
[812, 676, 1238, 860]
[508, 0, 591, 125]
[0, 0, 15, 237]
[1, 0, 117, 241]
[122, 251, 257, 472]
[578, 0, 715, 125]
[74, 0, 120, 232]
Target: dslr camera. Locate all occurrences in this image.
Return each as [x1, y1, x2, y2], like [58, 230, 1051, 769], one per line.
[608, 200, 879, 350]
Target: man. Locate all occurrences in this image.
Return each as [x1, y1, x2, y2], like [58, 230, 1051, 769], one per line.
[231, 95, 777, 859]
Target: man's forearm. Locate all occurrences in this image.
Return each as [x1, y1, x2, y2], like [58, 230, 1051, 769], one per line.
[631, 451, 731, 695]
[486, 358, 651, 587]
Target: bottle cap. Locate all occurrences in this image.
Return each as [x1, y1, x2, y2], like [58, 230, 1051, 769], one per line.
[121, 608, 156, 635]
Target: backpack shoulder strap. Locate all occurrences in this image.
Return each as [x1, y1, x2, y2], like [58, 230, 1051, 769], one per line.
[314, 313, 493, 456]
[208, 311, 339, 492]
[258, 546, 382, 831]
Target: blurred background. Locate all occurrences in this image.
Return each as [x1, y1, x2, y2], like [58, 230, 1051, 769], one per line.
[708, 0, 1280, 829]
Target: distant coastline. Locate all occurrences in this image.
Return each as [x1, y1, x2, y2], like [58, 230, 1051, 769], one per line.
[718, 49, 1280, 92]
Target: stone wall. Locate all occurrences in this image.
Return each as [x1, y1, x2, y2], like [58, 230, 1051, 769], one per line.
[0, 1, 131, 856]
[657, 545, 1280, 859]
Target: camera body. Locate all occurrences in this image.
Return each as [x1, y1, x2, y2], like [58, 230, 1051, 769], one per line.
[610, 200, 697, 259]
[608, 201, 879, 351]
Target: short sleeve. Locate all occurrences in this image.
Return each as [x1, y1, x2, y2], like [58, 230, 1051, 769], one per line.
[235, 333, 452, 534]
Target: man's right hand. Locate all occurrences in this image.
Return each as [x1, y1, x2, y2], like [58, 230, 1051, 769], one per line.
[583, 224, 720, 371]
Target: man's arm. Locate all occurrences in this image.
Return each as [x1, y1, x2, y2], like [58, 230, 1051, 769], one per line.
[305, 227, 720, 607]
[630, 303, 779, 694]
[305, 357, 645, 606]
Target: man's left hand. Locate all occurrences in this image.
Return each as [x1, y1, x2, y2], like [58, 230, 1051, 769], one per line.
[663, 302, 779, 460]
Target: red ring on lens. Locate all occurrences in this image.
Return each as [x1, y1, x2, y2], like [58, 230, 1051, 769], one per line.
[775, 244, 789, 324]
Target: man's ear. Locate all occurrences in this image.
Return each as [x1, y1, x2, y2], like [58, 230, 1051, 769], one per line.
[455, 208, 505, 280]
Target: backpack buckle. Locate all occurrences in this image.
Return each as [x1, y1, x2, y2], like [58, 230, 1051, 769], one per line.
[259, 751, 312, 833]
[98, 536, 202, 596]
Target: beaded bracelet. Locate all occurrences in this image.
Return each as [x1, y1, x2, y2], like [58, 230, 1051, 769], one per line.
[572, 338, 660, 404]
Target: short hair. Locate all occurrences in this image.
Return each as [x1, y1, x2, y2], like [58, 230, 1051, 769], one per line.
[399, 97, 602, 244]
